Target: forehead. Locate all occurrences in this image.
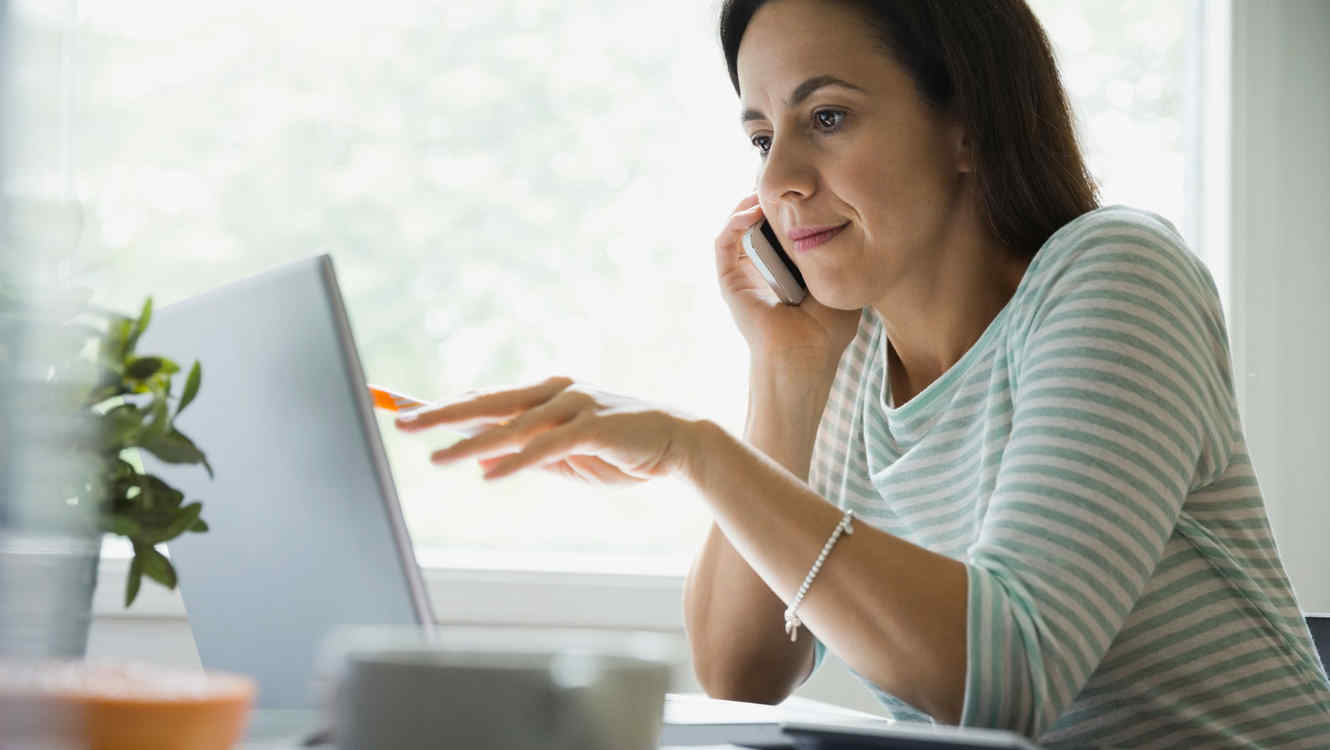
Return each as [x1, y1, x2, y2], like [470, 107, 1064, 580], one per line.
[735, 0, 891, 103]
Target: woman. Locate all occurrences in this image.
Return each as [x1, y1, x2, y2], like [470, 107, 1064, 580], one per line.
[396, 0, 1330, 745]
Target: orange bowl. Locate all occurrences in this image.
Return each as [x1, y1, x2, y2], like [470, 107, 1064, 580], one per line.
[0, 660, 256, 750]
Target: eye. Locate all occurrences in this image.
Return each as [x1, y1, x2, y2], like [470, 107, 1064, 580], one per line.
[813, 109, 846, 131]
[750, 133, 772, 156]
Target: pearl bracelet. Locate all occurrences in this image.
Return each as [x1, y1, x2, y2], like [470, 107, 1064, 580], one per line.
[784, 509, 855, 643]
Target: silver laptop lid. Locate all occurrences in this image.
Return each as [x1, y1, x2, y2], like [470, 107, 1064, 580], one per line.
[138, 254, 433, 708]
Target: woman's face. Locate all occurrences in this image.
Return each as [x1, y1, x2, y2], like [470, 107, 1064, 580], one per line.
[737, 0, 974, 310]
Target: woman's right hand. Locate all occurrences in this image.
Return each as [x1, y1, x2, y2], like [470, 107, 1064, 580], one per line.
[714, 193, 861, 372]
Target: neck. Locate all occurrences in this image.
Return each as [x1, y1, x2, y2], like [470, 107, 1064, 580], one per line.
[872, 192, 1028, 407]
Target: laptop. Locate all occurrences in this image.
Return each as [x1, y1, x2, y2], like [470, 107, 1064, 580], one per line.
[137, 254, 433, 710]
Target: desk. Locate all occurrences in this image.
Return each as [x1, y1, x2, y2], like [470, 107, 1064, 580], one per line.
[238, 700, 1041, 749]
[239, 709, 743, 750]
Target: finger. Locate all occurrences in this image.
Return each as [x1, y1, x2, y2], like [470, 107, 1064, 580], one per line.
[484, 454, 641, 484]
[714, 202, 766, 278]
[396, 375, 572, 432]
[730, 192, 760, 213]
[564, 454, 646, 484]
[477, 455, 511, 472]
[428, 393, 582, 466]
[481, 423, 587, 481]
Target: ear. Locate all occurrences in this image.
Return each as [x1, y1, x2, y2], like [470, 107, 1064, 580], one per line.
[949, 117, 975, 174]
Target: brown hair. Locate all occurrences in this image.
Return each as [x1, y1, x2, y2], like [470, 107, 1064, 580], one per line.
[720, 0, 1100, 258]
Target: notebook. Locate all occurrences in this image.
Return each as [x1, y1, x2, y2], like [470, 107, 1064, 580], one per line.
[661, 693, 1041, 748]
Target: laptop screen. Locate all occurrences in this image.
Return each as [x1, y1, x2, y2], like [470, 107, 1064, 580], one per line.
[138, 255, 433, 708]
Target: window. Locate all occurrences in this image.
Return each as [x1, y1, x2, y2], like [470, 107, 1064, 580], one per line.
[1028, 0, 1189, 242]
[17, 0, 1193, 576]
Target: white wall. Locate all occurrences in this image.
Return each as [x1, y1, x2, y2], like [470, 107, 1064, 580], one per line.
[1227, 0, 1330, 612]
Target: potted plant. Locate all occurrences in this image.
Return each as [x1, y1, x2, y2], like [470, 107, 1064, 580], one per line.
[86, 297, 213, 607]
[0, 289, 212, 657]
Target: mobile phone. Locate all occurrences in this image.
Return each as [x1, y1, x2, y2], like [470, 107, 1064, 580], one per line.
[741, 220, 807, 305]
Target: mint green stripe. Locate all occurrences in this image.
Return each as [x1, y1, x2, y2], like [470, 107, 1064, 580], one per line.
[1138, 702, 1328, 748]
[1066, 670, 1308, 740]
[1019, 351, 1201, 448]
[1002, 423, 1185, 511]
[1035, 302, 1226, 424]
[1037, 305, 1220, 420]
[997, 450, 1176, 543]
[972, 556, 1104, 680]
[1051, 235, 1224, 344]
[986, 504, 1150, 587]
[1067, 681, 1314, 746]
[983, 520, 1138, 623]
[1084, 610, 1293, 697]
[1016, 403, 1190, 478]
[1198, 474, 1261, 492]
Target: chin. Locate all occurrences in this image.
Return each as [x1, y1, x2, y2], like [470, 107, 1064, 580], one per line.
[805, 277, 873, 311]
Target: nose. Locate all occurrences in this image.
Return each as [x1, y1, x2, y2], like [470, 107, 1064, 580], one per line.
[755, 135, 817, 218]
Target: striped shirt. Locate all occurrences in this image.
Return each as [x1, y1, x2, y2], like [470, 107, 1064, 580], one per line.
[805, 205, 1330, 747]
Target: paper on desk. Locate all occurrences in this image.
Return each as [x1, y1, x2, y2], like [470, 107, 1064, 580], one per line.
[662, 693, 894, 748]
[665, 692, 891, 725]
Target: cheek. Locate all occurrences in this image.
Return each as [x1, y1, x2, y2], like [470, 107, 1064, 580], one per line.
[851, 144, 957, 238]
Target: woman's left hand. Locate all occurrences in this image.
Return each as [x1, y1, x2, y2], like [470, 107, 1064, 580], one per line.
[393, 375, 702, 484]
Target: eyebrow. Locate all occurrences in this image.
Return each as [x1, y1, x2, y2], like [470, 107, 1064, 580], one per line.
[740, 75, 866, 124]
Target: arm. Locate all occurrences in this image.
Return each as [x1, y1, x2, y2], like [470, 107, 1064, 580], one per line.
[679, 222, 1234, 733]
[683, 192, 868, 700]
[955, 226, 1236, 736]
[683, 359, 831, 703]
[682, 414, 970, 722]
[397, 343, 968, 716]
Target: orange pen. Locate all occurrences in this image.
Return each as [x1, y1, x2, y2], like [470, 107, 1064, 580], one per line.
[368, 385, 500, 435]
[368, 384, 429, 413]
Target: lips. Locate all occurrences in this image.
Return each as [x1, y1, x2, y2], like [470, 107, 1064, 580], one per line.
[790, 222, 849, 253]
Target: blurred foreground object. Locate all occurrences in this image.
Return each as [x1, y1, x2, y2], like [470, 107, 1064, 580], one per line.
[1, 0, 105, 663]
[0, 660, 255, 749]
[322, 625, 679, 750]
[0, 212, 103, 660]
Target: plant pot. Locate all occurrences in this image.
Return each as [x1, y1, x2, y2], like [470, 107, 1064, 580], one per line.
[0, 529, 102, 660]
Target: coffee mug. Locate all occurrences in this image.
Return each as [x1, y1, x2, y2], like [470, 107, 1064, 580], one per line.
[319, 626, 679, 750]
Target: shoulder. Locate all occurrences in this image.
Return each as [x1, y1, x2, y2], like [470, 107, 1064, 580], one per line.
[1000, 205, 1241, 485]
[1024, 205, 1214, 294]
[1007, 204, 1224, 335]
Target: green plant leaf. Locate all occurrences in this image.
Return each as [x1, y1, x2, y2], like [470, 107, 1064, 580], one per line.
[139, 473, 185, 509]
[151, 357, 180, 376]
[125, 356, 164, 380]
[145, 502, 203, 545]
[125, 554, 144, 607]
[102, 316, 133, 365]
[125, 297, 152, 356]
[139, 427, 212, 478]
[142, 397, 171, 442]
[139, 545, 177, 589]
[102, 514, 141, 536]
[190, 519, 209, 533]
[178, 361, 202, 416]
[127, 505, 176, 536]
[100, 403, 145, 448]
[111, 457, 137, 480]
